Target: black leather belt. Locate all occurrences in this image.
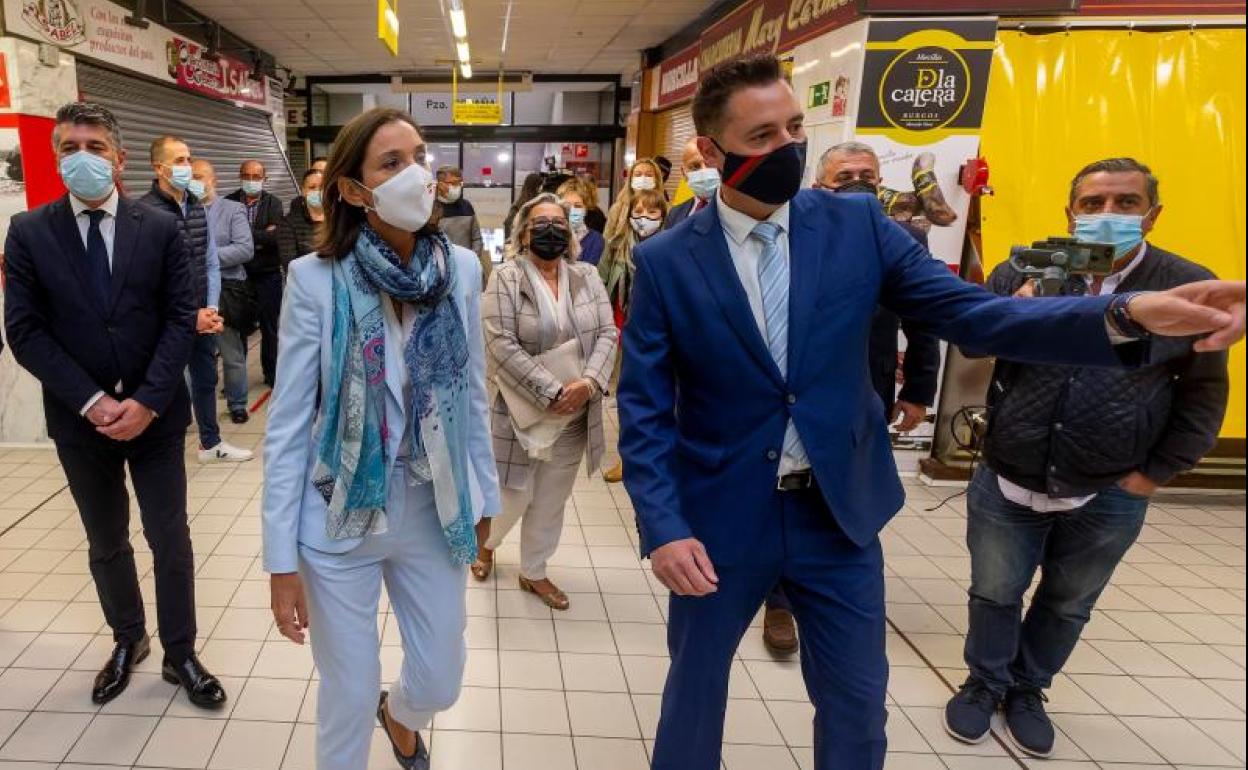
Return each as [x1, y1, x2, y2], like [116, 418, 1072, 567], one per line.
[777, 469, 816, 492]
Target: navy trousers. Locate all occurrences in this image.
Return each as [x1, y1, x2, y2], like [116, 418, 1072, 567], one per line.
[652, 487, 889, 770]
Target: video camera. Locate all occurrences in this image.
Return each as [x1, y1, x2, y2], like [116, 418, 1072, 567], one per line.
[1008, 237, 1116, 296]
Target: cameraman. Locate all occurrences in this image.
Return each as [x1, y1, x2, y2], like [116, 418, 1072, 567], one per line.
[945, 158, 1229, 757]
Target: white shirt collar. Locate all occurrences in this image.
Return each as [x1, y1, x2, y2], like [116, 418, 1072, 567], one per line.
[716, 188, 789, 247]
[70, 188, 120, 219]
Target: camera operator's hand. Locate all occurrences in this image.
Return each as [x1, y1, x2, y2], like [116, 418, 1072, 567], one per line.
[1130, 280, 1246, 351]
[1014, 280, 1036, 298]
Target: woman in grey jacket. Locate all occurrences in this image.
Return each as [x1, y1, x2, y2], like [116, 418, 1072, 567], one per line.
[474, 193, 618, 609]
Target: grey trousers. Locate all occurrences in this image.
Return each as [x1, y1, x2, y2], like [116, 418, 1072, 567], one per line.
[487, 418, 587, 579]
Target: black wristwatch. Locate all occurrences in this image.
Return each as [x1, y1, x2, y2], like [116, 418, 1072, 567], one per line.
[1107, 292, 1151, 340]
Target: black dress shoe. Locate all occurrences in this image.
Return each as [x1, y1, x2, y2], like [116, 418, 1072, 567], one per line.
[162, 654, 227, 709]
[230, 409, 249, 424]
[92, 635, 151, 705]
[376, 692, 430, 770]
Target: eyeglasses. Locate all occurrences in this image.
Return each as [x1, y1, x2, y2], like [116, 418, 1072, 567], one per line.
[531, 216, 568, 227]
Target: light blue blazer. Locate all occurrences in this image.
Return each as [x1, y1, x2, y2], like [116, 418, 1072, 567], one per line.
[262, 245, 502, 574]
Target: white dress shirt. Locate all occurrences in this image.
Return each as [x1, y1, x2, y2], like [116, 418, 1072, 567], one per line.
[73, 191, 122, 416]
[997, 244, 1150, 512]
[715, 191, 809, 477]
[70, 189, 120, 267]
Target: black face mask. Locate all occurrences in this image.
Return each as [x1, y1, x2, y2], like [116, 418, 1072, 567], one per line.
[714, 139, 808, 206]
[833, 179, 879, 197]
[528, 223, 571, 261]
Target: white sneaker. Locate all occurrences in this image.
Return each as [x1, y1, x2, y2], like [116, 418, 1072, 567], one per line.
[198, 441, 254, 463]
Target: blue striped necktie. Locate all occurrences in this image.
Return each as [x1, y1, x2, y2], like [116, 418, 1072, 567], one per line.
[752, 222, 808, 468]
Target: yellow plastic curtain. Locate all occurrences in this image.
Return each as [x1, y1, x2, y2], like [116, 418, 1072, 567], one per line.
[981, 28, 1247, 438]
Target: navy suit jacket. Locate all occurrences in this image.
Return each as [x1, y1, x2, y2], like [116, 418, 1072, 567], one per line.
[618, 190, 1128, 564]
[3, 195, 197, 444]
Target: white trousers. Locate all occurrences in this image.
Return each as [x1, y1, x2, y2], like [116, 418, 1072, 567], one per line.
[486, 419, 586, 580]
[300, 467, 467, 770]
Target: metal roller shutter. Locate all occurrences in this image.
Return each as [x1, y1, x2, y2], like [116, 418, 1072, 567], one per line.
[76, 62, 298, 205]
[652, 103, 694, 199]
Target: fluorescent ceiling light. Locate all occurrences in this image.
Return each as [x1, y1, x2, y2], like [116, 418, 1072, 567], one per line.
[456, 41, 470, 62]
[460, 62, 473, 79]
[450, 9, 467, 38]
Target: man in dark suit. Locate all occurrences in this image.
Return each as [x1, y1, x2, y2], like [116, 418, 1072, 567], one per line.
[663, 137, 720, 230]
[3, 102, 226, 709]
[618, 56, 1244, 770]
[759, 141, 945, 656]
[226, 160, 285, 387]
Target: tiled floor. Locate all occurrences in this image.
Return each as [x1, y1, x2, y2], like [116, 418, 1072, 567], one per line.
[0, 393, 1243, 770]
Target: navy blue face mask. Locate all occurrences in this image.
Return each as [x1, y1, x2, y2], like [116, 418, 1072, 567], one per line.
[713, 139, 808, 206]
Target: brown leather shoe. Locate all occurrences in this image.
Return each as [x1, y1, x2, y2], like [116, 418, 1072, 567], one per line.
[763, 608, 798, 656]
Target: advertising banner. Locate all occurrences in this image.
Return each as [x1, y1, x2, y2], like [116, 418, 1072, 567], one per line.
[789, 19, 870, 183]
[655, 42, 699, 109]
[698, 0, 860, 75]
[3, 0, 273, 112]
[854, 17, 997, 268]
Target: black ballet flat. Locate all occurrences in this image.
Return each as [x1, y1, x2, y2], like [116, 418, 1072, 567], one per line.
[376, 692, 430, 770]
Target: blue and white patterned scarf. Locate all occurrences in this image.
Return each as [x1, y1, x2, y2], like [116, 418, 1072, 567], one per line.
[312, 224, 477, 565]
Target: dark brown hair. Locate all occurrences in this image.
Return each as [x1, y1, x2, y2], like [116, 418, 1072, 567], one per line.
[53, 102, 123, 150]
[1069, 157, 1160, 208]
[316, 107, 441, 259]
[692, 54, 784, 137]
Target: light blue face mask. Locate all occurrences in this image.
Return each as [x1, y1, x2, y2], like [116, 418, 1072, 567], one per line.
[167, 164, 193, 191]
[59, 151, 116, 202]
[242, 179, 264, 196]
[568, 205, 586, 227]
[686, 167, 721, 200]
[187, 179, 207, 199]
[1073, 212, 1149, 259]
[306, 190, 323, 209]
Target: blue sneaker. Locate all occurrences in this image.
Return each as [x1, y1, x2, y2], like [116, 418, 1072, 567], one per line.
[1004, 687, 1055, 758]
[944, 678, 1000, 744]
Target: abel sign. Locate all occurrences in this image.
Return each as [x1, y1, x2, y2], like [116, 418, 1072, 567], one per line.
[5, 0, 271, 111]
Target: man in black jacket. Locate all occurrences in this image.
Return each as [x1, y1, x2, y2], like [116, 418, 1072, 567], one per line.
[944, 158, 1229, 758]
[3, 103, 226, 708]
[227, 160, 285, 386]
[139, 137, 251, 463]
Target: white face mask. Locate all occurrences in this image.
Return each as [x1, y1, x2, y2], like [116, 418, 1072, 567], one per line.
[631, 175, 656, 192]
[631, 215, 662, 239]
[357, 162, 436, 232]
[439, 184, 462, 204]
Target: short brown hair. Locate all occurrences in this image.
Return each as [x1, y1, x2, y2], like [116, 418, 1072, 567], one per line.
[1069, 157, 1160, 208]
[629, 189, 669, 217]
[317, 108, 441, 259]
[692, 54, 784, 137]
[150, 135, 186, 164]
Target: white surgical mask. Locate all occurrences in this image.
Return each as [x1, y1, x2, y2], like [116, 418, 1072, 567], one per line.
[357, 162, 436, 232]
[439, 184, 462, 204]
[686, 167, 721, 200]
[631, 175, 656, 192]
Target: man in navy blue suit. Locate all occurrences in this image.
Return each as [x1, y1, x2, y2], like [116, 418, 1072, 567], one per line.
[617, 56, 1245, 770]
[3, 102, 226, 710]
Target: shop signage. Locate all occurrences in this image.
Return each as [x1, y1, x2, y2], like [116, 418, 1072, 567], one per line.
[655, 42, 699, 109]
[378, 0, 399, 57]
[698, 0, 859, 75]
[857, 18, 995, 141]
[859, 0, 1079, 12]
[452, 99, 503, 125]
[0, 54, 11, 108]
[3, 0, 272, 112]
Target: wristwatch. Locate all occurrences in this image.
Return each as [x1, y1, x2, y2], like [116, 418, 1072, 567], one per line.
[1106, 292, 1151, 340]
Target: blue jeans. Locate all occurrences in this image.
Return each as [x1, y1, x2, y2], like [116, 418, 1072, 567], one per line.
[185, 333, 221, 449]
[216, 327, 249, 412]
[964, 466, 1148, 695]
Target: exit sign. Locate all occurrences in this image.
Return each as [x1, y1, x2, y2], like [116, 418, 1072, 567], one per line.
[808, 81, 831, 109]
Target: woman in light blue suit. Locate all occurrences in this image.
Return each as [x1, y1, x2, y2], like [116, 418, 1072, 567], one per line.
[262, 108, 500, 770]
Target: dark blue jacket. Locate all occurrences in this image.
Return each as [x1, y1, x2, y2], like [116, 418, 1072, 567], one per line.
[2, 195, 197, 443]
[618, 191, 1131, 563]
